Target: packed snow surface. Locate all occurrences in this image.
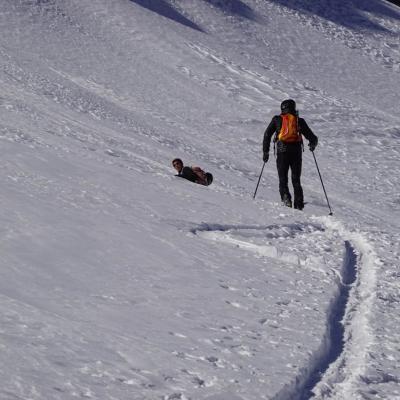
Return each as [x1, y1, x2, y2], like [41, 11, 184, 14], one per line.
[0, 1, 399, 399]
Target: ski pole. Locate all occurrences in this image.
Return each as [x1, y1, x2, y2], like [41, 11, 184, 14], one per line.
[253, 162, 266, 199]
[312, 151, 333, 215]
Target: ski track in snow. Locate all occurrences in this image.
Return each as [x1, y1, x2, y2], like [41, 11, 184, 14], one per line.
[192, 217, 379, 400]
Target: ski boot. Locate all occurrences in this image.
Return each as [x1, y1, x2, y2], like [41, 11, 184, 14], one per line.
[294, 201, 304, 210]
[282, 194, 292, 208]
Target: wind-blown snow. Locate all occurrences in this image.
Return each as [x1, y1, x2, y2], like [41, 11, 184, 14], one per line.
[0, 0, 399, 399]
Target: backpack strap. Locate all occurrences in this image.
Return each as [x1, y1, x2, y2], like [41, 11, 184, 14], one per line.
[296, 111, 304, 151]
[273, 115, 281, 157]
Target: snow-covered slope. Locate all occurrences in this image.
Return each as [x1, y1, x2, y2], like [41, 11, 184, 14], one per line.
[0, 1, 399, 399]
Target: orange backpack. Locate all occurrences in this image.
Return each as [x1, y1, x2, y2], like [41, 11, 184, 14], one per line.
[277, 113, 302, 143]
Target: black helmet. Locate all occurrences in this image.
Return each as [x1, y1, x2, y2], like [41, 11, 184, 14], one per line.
[280, 99, 296, 113]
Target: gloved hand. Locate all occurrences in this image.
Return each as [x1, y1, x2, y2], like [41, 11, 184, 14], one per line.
[309, 141, 317, 152]
[263, 152, 269, 163]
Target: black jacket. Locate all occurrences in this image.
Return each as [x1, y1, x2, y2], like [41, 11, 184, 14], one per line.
[177, 166, 198, 182]
[263, 113, 318, 154]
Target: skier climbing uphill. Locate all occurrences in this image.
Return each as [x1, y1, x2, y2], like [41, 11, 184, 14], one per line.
[263, 99, 318, 210]
[172, 158, 213, 186]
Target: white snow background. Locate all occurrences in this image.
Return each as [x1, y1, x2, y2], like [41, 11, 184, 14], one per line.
[0, 1, 399, 399]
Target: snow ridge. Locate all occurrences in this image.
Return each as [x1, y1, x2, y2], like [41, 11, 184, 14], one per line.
[295, 241, 357, 400]
[311, 218, 379, 399]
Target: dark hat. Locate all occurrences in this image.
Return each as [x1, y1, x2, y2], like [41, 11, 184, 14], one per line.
[280, 99, 296, 113]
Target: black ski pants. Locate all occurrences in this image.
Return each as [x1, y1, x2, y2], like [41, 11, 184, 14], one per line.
[276, 145, 303, 207]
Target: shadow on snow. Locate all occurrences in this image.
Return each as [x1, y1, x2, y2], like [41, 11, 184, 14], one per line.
[129, 0, 204, 32]
[299, 241, 358, 399]
[129, 0, 260, 32]
[202, 0, 258, 21]
[267, 0, 400, 32]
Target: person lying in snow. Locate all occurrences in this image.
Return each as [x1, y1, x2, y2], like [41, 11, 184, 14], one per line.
[172, 158, 213, 186]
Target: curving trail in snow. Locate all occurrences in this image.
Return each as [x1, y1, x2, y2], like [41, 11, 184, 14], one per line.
[192, 217, 380, 400]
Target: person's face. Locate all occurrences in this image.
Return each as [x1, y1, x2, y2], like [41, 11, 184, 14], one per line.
[173, 160, 183, 172]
